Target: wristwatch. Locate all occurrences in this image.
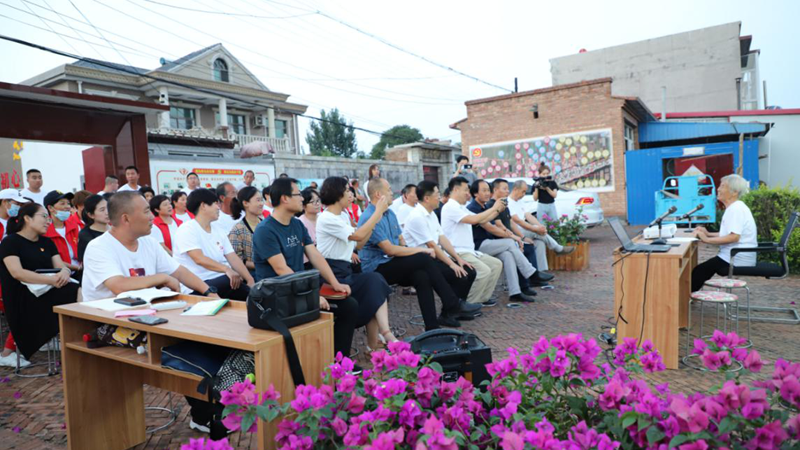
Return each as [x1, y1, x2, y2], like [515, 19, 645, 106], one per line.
[202, 286, 218, 296]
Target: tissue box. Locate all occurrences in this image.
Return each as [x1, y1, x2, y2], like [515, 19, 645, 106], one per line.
[644, 224, 677, 239]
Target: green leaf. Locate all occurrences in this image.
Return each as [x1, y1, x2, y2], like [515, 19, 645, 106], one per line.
[646, 427, 666, 444]
[266, 407, 281, 422]
[222, 404, 241, 418]
[430, 362, 444, 374]
[241, 411, 256, 434]
[668, 435, 689, 448]
[718, 417, 737, 434]
[621, 412, 638, 429]
[637, 415, 652, 430]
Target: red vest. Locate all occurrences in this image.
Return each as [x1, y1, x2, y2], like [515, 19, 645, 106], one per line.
[153, 215, 182, 251]
[262, 210, 271, 219]
[44, 221, 81, 264]
[66, 212, 85, 230]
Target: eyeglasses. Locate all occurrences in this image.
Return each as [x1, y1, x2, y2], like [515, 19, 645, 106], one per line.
[310, 199, 321, 205]
[290, 193, 303, 197]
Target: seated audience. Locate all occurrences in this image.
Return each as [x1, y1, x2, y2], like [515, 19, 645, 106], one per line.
[253, 177, 360, 365]
[467, 180, 546, 303]
[67, 190, 93, 230]
[403, 180, 479, 315]
[174, 189, 254, 300]
[358, 178, 481, 330]
[317, 177, 397, 351]
[298, 188, 320, 267]
[43, 190, 81, 272]
[99, 175, 119, 195]
[150, 195, 180, 256]
[139, 186, 155, 203]
[0, 190, 32, 368]
[691, 174, 757, 292]
[262, 185, 273, 218]
[171, 191, 194, 224]
[77, 195, 109, 262]
[393, 184, 418, 227]
[508, 180, 574, 272]
[228, 186, 263, 277]
[0, 202, 79, 362]
[440, 177, 504, 306]
[214, 182, 242, 234]
[81, 191, 222, 434]
[346, 187, 361, 225]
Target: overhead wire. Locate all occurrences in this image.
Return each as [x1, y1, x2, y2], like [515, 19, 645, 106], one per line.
[20, 0, 81, 55]
[138, 0, 316, 19]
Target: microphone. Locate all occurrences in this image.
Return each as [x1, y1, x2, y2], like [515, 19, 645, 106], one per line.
[679, 203, 704, 220]
[648, 206, 677, 227]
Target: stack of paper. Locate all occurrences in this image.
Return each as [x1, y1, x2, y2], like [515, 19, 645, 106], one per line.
[181, 299, 229, 316]
[82, 288, 179, 312]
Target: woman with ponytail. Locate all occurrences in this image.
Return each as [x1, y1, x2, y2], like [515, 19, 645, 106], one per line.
[0, 203, 79, 361]
[228, 186, 263, 277]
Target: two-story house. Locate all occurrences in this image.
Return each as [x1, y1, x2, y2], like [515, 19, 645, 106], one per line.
[22, 43, 307, 156]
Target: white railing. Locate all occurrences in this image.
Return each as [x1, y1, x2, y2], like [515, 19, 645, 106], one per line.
[236, 134, 292, 153]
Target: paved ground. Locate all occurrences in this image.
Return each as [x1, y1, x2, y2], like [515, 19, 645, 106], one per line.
[2, 223, 799, 449]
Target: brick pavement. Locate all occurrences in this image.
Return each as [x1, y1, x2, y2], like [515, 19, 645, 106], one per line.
[2, 223, 798, 449]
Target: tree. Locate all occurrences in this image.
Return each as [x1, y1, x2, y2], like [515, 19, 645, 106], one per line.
[370, 125, 424, 160]
[306, 108, 358, 158]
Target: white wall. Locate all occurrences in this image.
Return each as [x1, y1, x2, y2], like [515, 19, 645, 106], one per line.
[730, 115, 800, 189]
[20, 142, 89, 193]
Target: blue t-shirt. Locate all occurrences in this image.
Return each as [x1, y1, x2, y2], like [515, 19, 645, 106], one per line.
[357, 204, 402, 273]
[253, 215, 313, 280]
[467, 199, 493, 250]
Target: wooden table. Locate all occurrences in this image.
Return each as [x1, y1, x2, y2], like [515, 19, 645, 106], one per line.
[55, 295, 333, 450]
[612, 230, 698, 369]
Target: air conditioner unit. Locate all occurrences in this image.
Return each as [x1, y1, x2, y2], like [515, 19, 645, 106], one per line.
[252, 114, 267, 128]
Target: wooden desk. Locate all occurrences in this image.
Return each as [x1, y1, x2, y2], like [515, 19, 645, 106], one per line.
[55, 295, 333, 450]
[612, 231, 698, 369]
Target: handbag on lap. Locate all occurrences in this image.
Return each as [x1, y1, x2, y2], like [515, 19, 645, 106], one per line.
[246, 270, 321, 387]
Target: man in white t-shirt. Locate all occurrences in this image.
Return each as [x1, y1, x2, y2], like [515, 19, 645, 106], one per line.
[81, 191, 222, 434]
[212, 182, 243, 234]
[691, 174, 758, 292]
[98, 175, 119, 195]
[440, 177, 505, 306]
[393, 184, 418, 228]
[182, 172, 200, 194]
[235, 170, 255, 191]
[20, 169, 45, 205]
[175, 188, 253, 300]
[0, 189, 30, 238]
[116, 166, 141, 192]
[508, 180, 574, 270]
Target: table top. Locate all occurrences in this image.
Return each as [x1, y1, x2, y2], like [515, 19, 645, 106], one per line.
[612, 228, 698, 260]
[55, 294, 333, 352]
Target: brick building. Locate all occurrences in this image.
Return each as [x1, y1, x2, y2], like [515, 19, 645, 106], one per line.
[451, 78, 655, 217]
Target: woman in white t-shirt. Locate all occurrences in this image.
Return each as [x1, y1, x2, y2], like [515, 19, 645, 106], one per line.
[174, 189, 254, 300]
[170, 191, 193, 224]
[149, 195, 180, 256]
[318, 176, 398, 351]
[691, 174, 758, 292]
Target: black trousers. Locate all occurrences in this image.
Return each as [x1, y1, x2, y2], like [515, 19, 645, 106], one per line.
[433, 259, 477, 301]
[375, 253, 460, 330]
[691, 256, 730, 292]
[186, 396, 223, 425]
[203, 274, 251, 301]
[328, 296, 359, 358]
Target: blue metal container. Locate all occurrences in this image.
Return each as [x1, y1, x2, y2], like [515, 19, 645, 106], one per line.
[655, 175, 716, 224]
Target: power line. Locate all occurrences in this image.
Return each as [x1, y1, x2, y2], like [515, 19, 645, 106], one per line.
[139, 0, 316, 19]
[0, 34, 459, 151]
[21, 0, 80, 55]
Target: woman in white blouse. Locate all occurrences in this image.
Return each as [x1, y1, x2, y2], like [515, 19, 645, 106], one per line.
[317, 176, 397, 351]
[691, 174, 757, 292]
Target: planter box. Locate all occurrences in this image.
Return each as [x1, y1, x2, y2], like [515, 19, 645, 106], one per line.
[546, 240, 589, 271]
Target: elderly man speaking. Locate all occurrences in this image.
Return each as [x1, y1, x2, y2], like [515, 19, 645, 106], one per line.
[690, 174, 757, 292]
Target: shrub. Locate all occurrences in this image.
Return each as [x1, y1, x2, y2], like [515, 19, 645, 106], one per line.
[542, 207, 588, 246]
[741, 184, 800, 272]
[193, 332, 800, 450]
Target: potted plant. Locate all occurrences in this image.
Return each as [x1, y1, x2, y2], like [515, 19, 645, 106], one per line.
[542, 207, 589, 271]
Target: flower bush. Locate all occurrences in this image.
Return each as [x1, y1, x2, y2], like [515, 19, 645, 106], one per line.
[542, 207, 588, 246]
[184, 332, 799, 450]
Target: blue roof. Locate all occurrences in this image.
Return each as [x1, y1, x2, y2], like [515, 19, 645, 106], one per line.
[157, 44, 221, 72]
[639, 121, 769, 143]
[72, 59, 148, 76]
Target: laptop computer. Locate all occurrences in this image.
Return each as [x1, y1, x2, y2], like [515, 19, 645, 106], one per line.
[608, 217, 671, 253]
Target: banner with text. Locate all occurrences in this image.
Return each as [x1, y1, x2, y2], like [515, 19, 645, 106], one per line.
[150, 159, 275, 195]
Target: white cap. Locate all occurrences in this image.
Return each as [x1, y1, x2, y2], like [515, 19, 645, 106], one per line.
[0, 189, 31, 203]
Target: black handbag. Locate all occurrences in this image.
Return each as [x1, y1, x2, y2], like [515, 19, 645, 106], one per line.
[409, 329, 493, 387]
[246, 270, 321, 387]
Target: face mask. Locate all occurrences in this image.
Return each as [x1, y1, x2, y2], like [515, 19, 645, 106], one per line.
[54, 210, 71, 222]
[7, 204, 20, 217]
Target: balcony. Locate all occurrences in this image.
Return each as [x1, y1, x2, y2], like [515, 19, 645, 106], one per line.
[236, 134, 292, 153]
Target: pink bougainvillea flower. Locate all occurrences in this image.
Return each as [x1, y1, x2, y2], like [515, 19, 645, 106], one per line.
[501, 431, 525, 450]
[13, 391, 21, 399]
[744, 349, 764, 373]
[679, 440, 708, 450]
[365, 429, 404, 450]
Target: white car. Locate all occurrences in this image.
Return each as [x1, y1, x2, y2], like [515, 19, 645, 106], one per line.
[485, 177, 604, 227]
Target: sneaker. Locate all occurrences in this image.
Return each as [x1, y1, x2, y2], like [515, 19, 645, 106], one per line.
[529, 271, 554, 284]
[0, 353, 28, 368]
[189, 420, 211, 434]
[521, 287, 538, 297]
[557, 246, 576, 255]
[457, 311, 482, 321]
[437, 314, 461, 328]
[482, 298, 498, 307]
[39, 340, 60, 352]
[349, 364, 364, 376]
[510, 293, 536, 303]
[458, 300, 482, 314]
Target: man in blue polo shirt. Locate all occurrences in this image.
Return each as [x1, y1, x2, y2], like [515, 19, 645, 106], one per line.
[252, 177, 359, 366]
[358, 177, 481, 330]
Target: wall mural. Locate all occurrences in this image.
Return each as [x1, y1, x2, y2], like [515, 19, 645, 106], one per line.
[468, 128, 615, 192]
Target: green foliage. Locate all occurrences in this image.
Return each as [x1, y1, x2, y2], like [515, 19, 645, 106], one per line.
[542, 207, 588, 246]
[741, 184, 800, 271]
[305, 108, 358, 158]
[370, 125, 424, 160]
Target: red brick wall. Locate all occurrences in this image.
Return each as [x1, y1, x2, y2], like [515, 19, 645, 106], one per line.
[460, 80, 630, 217]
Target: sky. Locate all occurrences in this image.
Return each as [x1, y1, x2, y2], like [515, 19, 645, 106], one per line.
[1, 0, 799, 155]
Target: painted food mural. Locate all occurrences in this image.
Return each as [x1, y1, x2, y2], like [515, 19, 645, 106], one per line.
[468, 128, 614, 192]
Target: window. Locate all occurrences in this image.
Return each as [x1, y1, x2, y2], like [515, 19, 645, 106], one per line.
[624, 122, 636, 151]
[170, 106, 196, 129]
[215, 112, 246, 135]
[275, 119, 287, 138]
[213, 59, 229, 82]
